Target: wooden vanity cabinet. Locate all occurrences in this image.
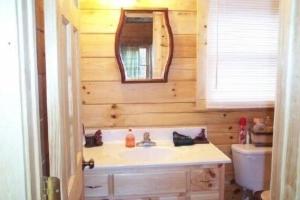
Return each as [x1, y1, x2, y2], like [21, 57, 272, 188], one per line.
[84, 174, 110, 198]
[114, 171, 187, 196]
[84, 164, 225, 200]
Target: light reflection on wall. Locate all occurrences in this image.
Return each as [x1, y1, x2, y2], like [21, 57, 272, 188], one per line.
[100, 0, 136, 7]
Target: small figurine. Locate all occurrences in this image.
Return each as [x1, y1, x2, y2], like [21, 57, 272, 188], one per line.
[193, 129, 209, 144]
[94, 129, 103, 146]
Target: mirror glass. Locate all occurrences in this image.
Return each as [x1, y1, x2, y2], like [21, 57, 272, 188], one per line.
[116, 9, 173, 83]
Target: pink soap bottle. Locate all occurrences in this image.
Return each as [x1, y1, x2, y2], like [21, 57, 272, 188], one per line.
[125, 129, 135, 148]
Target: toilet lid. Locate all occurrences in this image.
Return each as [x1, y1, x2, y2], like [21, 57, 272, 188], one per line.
[231, 144, 272, 155]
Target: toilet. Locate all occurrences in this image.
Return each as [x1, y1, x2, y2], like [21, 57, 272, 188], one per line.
[231, 144, 272, 192]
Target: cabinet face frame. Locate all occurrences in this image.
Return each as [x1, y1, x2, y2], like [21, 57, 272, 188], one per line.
[84, 164, 225, 200]
[115, 8, 174, 83]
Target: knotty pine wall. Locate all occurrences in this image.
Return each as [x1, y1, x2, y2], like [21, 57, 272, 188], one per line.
[79, 0, 274, 199]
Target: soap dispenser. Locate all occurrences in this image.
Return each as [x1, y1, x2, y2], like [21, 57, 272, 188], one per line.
[125, 129, 135, 148]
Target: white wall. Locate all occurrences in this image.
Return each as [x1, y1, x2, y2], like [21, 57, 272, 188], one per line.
[0, 0, 29, 199]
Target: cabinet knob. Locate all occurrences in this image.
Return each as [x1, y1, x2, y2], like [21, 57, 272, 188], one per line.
[82, 158, 94, 170]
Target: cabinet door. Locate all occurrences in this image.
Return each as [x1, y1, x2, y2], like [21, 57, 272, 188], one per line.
[116, 196, 185, 200]
[190, 168, 219, 192]
[85, 174, 109, 197]
[191, 191, 219, 200]
[85, 198, 109, 200]
[114, 171, 187, 196]
[159, 196, 186, 200]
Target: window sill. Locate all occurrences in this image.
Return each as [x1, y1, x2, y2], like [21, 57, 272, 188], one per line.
[195, 99, 274, 111]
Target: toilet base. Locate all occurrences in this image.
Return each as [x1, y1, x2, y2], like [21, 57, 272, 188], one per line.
[241, 188, 264, 200]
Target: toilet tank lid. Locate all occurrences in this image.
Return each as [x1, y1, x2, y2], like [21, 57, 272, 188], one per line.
[231, 144, 272, 155]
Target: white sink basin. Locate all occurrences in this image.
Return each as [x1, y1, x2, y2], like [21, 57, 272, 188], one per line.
[119, 147, 177, 162]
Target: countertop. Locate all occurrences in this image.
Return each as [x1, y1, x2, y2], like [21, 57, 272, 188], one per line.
[83, 141, 231, 169]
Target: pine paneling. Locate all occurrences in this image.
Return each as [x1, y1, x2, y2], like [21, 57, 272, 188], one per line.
[79, 0, 197, 11]
[80, 58, 195, 81]
[80, 10, 120, 33]
[80, 34, 196, 58]
[80, 10, 197, 34]
[80, 34, 115, 57]
[81, 104, 273, 128]
[173, 35, 197, 58]
[79, 1, 274, 199]
[81, 81, 196, 104]
[169, 11, 197, 34]
[80, 57, 120, 81]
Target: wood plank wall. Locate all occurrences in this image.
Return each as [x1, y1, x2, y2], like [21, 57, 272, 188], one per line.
[79, 0, 274, 199]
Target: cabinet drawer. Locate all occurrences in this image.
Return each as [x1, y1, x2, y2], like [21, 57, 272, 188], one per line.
[191, 191, 219, 200]
[114, 171, 187, 196]
[85, 198, 109, 200]
[116, 196, 186, 200]
[85, 174, 109, 197]
[190, 168, 219, 192]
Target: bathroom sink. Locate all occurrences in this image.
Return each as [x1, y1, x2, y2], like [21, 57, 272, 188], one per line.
[119, 147, 177, 162]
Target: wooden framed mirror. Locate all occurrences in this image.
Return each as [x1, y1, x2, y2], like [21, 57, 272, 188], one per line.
[115, 8, 174, 83]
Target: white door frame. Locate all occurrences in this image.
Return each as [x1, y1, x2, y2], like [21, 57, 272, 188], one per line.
[0, 0, 43, 199]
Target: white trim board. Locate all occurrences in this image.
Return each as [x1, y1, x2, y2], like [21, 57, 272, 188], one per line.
[0, 0, 43, 199]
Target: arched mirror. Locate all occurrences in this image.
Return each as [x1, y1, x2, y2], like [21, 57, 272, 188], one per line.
[115, 9, 173, 83]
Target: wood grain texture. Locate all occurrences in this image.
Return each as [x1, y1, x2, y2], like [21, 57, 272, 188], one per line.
[173, 35, 196, 58]
[80, 10, 121, 33]
[196, 0, 209, 109]
[80, 58, 195, 81]
[80, 34, 115, 57]
[35, 0, 44, 31]
[79, 1, 274, 199]
[85, 165, 224, 199]
[80, 10, 196, 34]
[80, 34, 196, 58]
[190, 191, 219, 200]
[114, 171, 187, 196]
[114, 196, 186, 200]
[169, 11, 197, 34]
[81, 81, 196, 104]
[80, 57, 120, 81]
[79, 0, 197, 11]
[44, 0, 82, 199]
[37, 30, 46, 75]
[81, 103, 273, 128]
[190, 168, 219, 192]
[271, 0, 300, 199]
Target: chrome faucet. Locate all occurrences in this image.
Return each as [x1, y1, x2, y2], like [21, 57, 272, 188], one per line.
[136, 132, 156, 147]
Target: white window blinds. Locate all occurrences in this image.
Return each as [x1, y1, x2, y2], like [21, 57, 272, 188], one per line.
[206, 0, 279, 108]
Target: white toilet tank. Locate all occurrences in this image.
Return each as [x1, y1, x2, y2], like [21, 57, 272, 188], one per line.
[231, 144, 272, 192]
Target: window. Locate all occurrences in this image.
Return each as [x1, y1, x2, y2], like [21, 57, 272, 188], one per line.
[205, 0, 279, 108]
[121, 46, 152, 79]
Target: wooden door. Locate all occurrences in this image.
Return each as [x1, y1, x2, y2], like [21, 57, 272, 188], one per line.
[44, 0, 83, 199]
[271, 0, 300, 199]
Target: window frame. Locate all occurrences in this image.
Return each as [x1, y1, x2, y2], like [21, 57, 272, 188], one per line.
[196, 0, 278, 110]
